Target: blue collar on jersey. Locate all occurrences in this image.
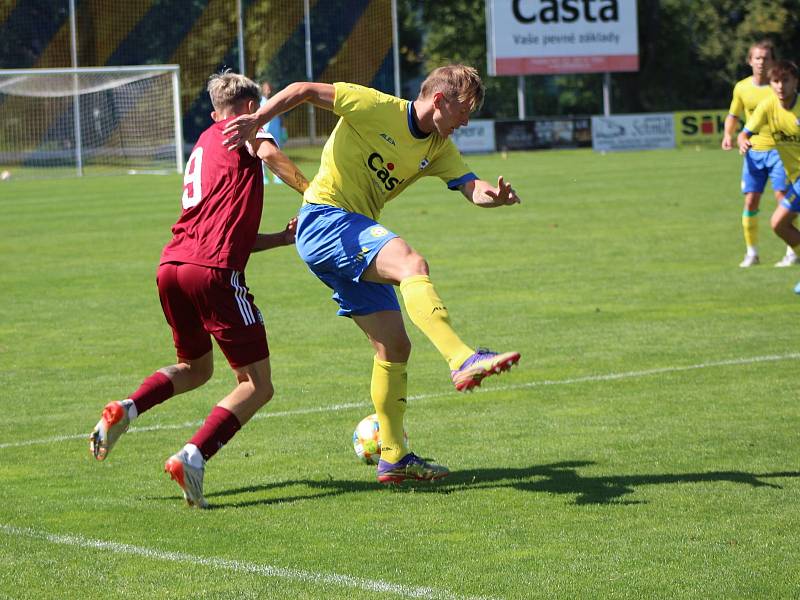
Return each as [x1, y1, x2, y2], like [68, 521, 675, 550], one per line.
[407, 101, 430, 139]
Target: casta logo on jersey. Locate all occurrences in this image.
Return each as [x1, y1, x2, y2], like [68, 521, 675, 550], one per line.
[774, 131, 800, 144]
[367, 152, 404, 191]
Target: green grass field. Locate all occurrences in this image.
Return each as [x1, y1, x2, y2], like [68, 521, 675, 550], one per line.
[1, 147, 799, 599]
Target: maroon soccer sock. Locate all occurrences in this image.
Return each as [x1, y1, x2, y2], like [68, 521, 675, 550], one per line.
[189, 406, 242, 461]
[130, 372, 175, 415]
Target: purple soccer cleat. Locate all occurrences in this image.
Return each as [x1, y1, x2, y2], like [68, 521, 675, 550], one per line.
[450, 348, 520, 392]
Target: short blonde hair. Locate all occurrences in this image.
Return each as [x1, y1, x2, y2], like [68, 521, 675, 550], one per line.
[207, 70, 260, 112]
[748, 39, 776, 62]
[419, 64, 485, 111]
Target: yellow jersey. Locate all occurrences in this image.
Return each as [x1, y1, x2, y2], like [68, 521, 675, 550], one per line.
[745, 94, 800, 181]
[303, 83, 475, 221]
[729, 76, 776, 151]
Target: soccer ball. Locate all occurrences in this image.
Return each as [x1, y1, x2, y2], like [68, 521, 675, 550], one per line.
[352, 413, 408, 465]
[0, 170, 10, 181]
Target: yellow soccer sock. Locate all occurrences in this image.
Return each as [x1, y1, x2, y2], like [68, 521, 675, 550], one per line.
[371, 357, 409, 464]
[742, 211, 759, 252]
[399, 275, 474, 370]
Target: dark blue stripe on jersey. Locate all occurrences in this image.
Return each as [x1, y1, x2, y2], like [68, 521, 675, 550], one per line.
[0, 1, 69, 69]
[447, 172, 478, 190]
[407, 102, 429, 139]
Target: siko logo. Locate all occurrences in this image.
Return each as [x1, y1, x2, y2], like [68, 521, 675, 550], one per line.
[367, 152, 405, 191]
[681, 114, 725, 135]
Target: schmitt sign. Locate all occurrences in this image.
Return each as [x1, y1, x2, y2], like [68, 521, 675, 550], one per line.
[486, 0, 639, 75]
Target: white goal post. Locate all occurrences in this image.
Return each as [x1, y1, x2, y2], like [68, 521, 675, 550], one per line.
[0, 65, 183, 178]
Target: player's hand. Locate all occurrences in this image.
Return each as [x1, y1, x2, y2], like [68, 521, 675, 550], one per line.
[484, 175, 521, 205]
[721, 136, 733, 151]
[283, 217, 298, 245]
[737, 132, 752, 155]
[222, 113, 261, 151]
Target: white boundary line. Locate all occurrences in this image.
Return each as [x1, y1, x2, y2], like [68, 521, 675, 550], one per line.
[0, 524, 499, 600]
[2, 352, 798, 451]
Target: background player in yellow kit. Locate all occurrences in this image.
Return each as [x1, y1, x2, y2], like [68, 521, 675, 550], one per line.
[738, 60, 800, 290]
[722, 40, 793, 267]
[223, 65, 521, 484]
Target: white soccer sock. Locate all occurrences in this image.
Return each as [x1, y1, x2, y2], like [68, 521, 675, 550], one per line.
[182, 443, 205, 469]
[121, 399, 137, 421]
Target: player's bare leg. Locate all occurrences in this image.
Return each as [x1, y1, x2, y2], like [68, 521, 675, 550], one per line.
[771, 204, 800, 248]
[165, 357, 273, 508]
[772, 191, 800, 266]
[90, 352, 213, 461]
[363, 236, 520, 391]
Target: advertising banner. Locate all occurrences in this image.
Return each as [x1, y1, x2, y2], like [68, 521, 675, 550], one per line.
[451, 119, 496, 153]
[673, 110, 728, 149]
[591, 113, 675, 152]
[486, 0, 639, 75]
[495, 117, 592, 151]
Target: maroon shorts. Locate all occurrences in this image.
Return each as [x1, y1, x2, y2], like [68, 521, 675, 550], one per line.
[157, 262, 269, 368]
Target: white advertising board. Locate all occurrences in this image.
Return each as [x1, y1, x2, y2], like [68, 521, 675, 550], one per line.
[486, 0, 639, 75]
[591, 114, 675, 152]
[452, 119, 496, 153]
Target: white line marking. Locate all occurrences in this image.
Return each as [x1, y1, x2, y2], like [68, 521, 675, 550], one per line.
[0, 524, 499, 600]
[3, 353, 798, 451]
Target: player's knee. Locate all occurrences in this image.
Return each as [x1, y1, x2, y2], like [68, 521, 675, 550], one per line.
[771, 212, 790, 233]
[387, 336, 412, 362]
[189, 362, 213, 387]
[405, 252, 429, 277]
[251, 377, 274, 407]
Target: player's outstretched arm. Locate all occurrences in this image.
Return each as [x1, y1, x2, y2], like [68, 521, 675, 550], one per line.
[252, 217, 297, 253]
[255, 140, 311, 195]
[223, 82, 336, 150]
[460, 176, 521, 208]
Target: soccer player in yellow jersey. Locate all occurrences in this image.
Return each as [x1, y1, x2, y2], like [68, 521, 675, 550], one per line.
[722, 40, 793, 267]
[739, 60, 800, 290]
[223, 65, 521, 484]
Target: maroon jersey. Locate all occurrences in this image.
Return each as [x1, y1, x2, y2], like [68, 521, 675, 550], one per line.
[160, 117, 273, 272]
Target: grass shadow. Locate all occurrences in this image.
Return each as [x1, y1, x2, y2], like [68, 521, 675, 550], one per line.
[176, 461, 799, 508]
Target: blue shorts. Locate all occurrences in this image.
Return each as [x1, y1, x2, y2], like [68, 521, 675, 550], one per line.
[741, 149, 788, 194]
[780, 179, 800, 213]
[296, 203, 400, 317]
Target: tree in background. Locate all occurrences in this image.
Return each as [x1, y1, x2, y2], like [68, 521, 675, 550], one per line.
[398, 0, 800, 117]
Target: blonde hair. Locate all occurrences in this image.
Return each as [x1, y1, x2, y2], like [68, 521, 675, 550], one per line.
[207, 70, 260, 112]
[419, 64, 485, 111]
[748, 39, 776, 62]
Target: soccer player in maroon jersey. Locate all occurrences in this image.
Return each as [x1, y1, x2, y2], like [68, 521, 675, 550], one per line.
[88, 71, 309, 508]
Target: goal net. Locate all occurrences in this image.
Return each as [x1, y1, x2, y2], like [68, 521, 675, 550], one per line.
[0, 65, 183, 178]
